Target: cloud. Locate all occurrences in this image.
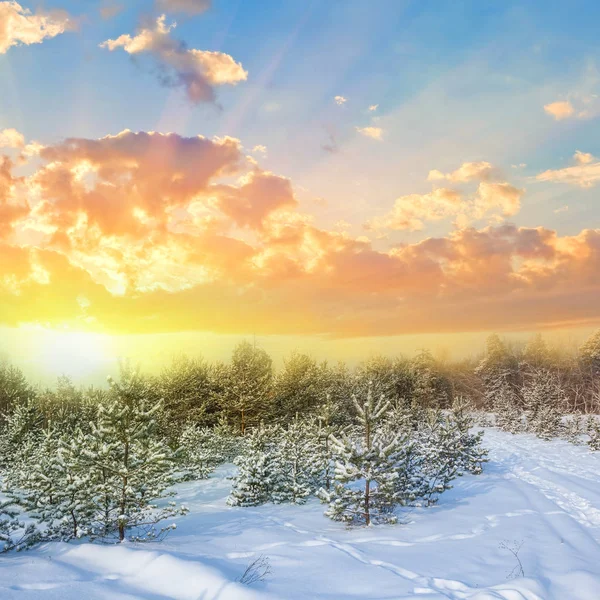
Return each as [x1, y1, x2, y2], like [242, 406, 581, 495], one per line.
[356, 126, 383, 140]
[366, 188, 463, 231]
[0, 128, 24, 148]
[544, 95, 600, 121]
[536, 159, 600, 188]
[251, 145, 267, 154]
[368, 104, 379, 112]
[554, 205, 569, 214]
[100, 15, 247, 103]
[368, 161, 523, 231]
[574, 150, 594, 164]
[544, 100, 575, 120]
[155, 0, 211, 15]
[3, 129, 600, 337]
[0, 1, 73, 54]
[334, 95, 347, 106]
[427, 161, 494, 183]
[474, 182, 522, 218]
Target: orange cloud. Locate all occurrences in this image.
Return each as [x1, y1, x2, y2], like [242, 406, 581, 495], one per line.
[100, 15, 247, 103]
[427, 161, 495, 183]
[0, 1, 73, 54]
[544, 100, 575, 120]
[2, 130, 600, 337]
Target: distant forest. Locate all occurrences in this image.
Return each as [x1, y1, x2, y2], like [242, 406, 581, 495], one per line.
[1, 329, 600, 437]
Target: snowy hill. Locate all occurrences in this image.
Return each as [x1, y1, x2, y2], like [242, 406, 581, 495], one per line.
[1, 428, 600, 599]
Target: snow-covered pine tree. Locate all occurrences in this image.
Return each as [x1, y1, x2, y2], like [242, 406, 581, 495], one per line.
[448, 398, 489, 476]
[270, 417, 325, 504]
[178, 425, 223, 480]
[0, 498, 36, 552]
[211, 415, 243, 463]
[414, 409, 462, 506]
[522, 368, 563, 440]
[227, 425, 279, 507]
[313, 394, 342, 492]
[493, 382, 522, 434]
[586, 416, 600, 451]
[321, 385, 405, 525]
[79, 374, 186, 542]
[14, 427, 96, 541]
[0, 400, 43, 468]
[562, 414, 585, 445]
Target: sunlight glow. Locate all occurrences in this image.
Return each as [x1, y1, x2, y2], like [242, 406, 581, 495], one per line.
[23, 326, 113, 380]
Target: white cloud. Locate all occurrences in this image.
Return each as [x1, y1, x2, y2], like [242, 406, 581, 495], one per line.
[536, 162, 600, 188]
[334, 95, 347, 106]
[355, 126, 383, 140]
[0, 128, 24, 148]
[368, 104, 379, 112]
[574, 150, 594, 164]
[251, 145, 267, 154]
[428, 161, 494, 183]
[0, 1, 73, 54]
[100, 15, 247, 103]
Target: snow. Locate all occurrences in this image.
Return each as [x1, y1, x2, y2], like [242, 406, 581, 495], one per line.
[2, 428, 600, 599]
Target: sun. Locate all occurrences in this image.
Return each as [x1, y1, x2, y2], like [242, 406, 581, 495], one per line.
[23, 326, 114, 381]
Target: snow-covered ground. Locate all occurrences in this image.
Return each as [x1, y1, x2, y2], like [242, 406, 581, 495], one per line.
[1, 428, 600, 599]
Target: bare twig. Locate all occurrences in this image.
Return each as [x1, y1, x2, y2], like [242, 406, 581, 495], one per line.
[237, 554, 272, 585]
[499, 540, 524, 579]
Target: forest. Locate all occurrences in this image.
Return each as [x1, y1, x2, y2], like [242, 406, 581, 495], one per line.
[0, 329, 599, 552]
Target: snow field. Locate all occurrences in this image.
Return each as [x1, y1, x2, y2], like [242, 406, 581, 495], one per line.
[1, 428, 600, 599]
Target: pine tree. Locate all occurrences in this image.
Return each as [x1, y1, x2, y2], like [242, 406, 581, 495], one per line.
[587, 416, 600, 451]
[179, 425, 223, 480]
[15, 427, 95, 541]
[562, 414, 584, 445]
[493, 383, 522, 434]
[321, 386, 404, 526]
[0, 498, 35, 552]
[414, 409, 462, 506]
[78, 373, 186, 542]
[447, 398, 489, 476]
[476, 334, 518, 410]
[223, 341, 273, 434]
[522, 368, 563, 440]
[227, 425, 279, 507]
[270, 417, 325, 504]
[0, 400, 43, 467]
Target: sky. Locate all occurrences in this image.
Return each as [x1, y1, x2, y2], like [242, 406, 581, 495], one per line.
[1, 0, 600, 381]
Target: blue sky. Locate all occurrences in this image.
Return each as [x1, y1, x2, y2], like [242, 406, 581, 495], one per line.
[3, 0, 600, 242]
